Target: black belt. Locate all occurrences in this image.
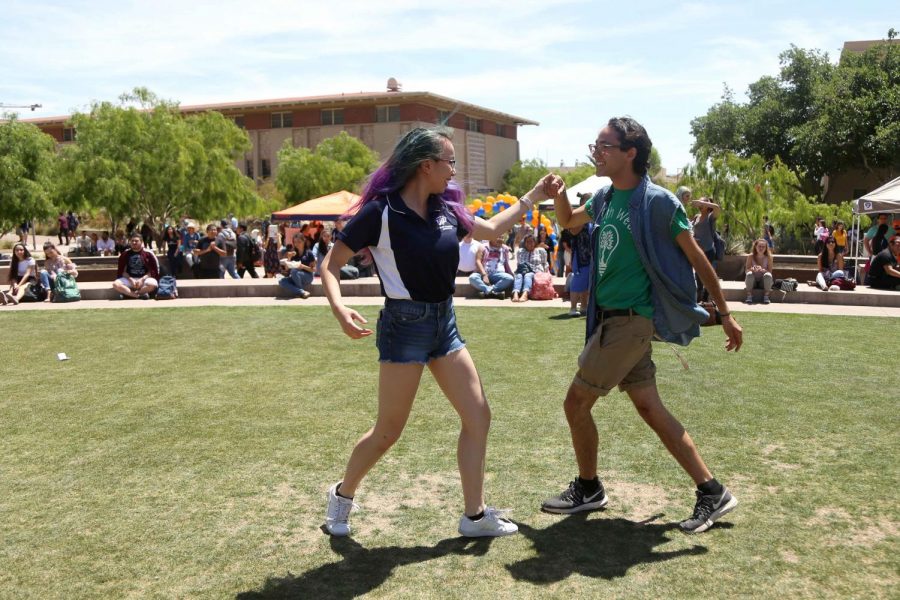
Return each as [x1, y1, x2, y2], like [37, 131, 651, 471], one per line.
[597, 308, 633, 320]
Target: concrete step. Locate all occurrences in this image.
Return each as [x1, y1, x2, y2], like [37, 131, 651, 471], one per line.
[64, 275, 900, 308]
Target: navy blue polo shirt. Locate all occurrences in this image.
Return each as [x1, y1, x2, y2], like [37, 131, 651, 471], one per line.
[337, 192, 468, 302]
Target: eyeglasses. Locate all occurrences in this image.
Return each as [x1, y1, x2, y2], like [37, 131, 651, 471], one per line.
[891, 241, 900, 245]
[589, 143, 623, 154]
[435, 158, 456, 168]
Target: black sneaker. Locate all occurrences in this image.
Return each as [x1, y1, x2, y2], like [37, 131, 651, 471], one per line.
[679, 487, 738, 533]
[541, 478, 608, 514]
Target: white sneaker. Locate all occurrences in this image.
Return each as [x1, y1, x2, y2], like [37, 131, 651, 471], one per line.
[568, 308, 580, 316]
[325, 482, 357, 536]
[458, 507, 518, 537]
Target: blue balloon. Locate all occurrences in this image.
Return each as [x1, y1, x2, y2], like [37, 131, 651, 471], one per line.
[549, 233, 558, 243]
[476, 208, 485, 216]
[525, 211, 533, 220]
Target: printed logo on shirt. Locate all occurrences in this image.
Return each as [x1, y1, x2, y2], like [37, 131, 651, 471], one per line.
[596, 205, 629, 278]
[435, 214, 455, 231]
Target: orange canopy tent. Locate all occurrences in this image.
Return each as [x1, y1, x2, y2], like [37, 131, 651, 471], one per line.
[271, 190, 361, 222]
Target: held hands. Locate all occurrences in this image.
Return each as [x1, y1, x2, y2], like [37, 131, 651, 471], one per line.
[542, 174, 566, 199]
[334, 305, 373, 339]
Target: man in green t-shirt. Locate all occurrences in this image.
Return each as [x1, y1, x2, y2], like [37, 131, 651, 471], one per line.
[526, 117, 743, 534]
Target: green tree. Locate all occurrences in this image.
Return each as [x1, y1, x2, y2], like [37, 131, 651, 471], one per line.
[690, 35, 900, 197]
[501, 159, 550, 198]
[679, 151, 856, 253]
[275, 132, 379, 204]
[0, 116, 57, 235]
[55, 87, 255, 236]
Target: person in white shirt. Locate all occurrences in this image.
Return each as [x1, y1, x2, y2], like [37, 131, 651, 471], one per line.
[457, 232, 482, 276]
[97, 232, 116, 256]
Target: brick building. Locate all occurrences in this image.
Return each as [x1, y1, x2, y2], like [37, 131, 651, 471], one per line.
[23, 80, 538, 198]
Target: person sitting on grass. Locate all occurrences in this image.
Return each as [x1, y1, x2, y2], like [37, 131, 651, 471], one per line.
[816, 236, 844, 291]
[869, 235, 900, 291]
[744, 238, 774, 304]
[40, 242, 79, 302]
[469, 234, 514, 299]
[278, 233, 316, 299]
[2, 243, 36, 305]
[512, 234, 549, 302]
[112, 233, 159, 299]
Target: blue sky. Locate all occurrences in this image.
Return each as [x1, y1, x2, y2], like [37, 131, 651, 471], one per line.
[1, 0, 895, 174]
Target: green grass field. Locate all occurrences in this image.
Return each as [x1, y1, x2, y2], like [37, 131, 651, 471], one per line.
[0, 307, 897, 599]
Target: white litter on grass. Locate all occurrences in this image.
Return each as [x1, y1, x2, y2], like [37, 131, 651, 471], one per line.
[57, 353, 69, 361]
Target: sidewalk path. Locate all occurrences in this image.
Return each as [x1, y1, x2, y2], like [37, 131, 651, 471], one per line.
[4, 294, 899, 317]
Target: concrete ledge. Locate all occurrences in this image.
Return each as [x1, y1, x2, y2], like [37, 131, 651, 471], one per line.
[66, 275, 900, 308]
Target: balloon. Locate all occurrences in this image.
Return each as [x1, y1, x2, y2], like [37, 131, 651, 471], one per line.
[532, 212, 540, 227]
[468, 204, 478, 214]
[498, 205, 506, 212]
[476, 208, 485, 216]
[471, 198, 483, 209]
[525, 211, 532, 220]
[486, 196, 495, 204]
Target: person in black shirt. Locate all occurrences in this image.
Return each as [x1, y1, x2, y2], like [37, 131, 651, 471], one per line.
[192, 224, 225, 279]
[869, 235, 900, 290]
[319, 126, 544, 539]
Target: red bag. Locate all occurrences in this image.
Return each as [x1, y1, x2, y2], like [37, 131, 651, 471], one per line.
[530, 272, 558, 300]
[830, 277, 856, 291]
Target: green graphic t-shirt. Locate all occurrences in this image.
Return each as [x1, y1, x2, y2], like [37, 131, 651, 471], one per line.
[585, 188, 691, 318]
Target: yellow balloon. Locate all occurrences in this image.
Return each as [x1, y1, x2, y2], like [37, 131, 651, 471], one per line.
[471, 198, 483, 209]
[486, 195, 496, 204]
[498, 205, 506, 212]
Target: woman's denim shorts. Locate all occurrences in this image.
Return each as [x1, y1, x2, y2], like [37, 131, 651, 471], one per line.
[376, 297, 465, 364]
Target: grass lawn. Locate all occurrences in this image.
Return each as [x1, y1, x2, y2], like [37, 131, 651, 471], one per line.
[0, 306, 897, 599]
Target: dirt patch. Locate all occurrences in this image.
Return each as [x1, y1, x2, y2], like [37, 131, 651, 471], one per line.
[601, 472, 676, 522]
[780, 549, 800, 563]
[807, 506, 853, 527]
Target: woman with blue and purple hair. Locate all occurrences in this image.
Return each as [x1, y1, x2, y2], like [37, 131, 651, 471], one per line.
[319, 126, 546, 538]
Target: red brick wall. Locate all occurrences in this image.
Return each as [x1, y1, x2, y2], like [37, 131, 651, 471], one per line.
[344, 106, 375, 124]
[293, 109, 319, 127]
[399, 103, 437, 122]
[244, 113, 270, 130]
[43, 126, 64, 142]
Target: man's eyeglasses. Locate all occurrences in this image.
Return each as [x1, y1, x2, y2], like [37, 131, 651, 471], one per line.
[589, 143, 623, 154]
[436, 158, 456, 168]
[890, 241, 900, 245]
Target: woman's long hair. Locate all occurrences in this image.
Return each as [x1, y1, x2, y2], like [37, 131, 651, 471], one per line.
[343, 127, 473, 232]
[751, 238, 771, 265]
[8, 243, 31, 283]
[818, 236, 837, 271]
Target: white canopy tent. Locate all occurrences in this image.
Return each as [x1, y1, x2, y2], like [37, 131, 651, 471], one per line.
[850, 176, 900, 279]
[538, 175, 611, 211]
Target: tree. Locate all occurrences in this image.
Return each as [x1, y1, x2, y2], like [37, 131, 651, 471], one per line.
[501, 159, 551, 198]
[679, 151, 854, 253]
[275, 132, 379, 204]
[0, 116, 57, 235]
[55, 87, 255, 236]
[690, 36, 900, 197]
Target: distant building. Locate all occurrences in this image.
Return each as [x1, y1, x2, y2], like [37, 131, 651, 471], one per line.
[21, 79, 538, 198]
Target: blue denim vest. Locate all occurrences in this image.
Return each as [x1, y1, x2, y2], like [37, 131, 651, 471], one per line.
[585, 176, 709, 346]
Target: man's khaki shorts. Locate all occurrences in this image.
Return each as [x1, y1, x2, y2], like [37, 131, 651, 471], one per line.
[573, 314, 656, 396]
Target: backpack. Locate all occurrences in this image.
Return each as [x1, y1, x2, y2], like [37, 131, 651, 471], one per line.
[773, 278, 799, 293]
[708, 219, 725, 261]
[248, 237, 262, 262]
[530, 271, 558, 300]
[156, 275, 178, 300]
[21, 281, 46, 302]
[52, 272, 81, 302]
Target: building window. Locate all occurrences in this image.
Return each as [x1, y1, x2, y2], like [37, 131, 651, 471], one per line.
[437, 110, 452, 125]
[495, 123, 505, 137]
[465, 116, 480, 132]
[270, 112, 293, 129]
[260, 159, 271, 178]
[245, 159, 254, 179]
[376, 105, 400, 123]
[233, 116, 245, 129]
[321, 109, 345, 125]
[63, 127, 76, 142]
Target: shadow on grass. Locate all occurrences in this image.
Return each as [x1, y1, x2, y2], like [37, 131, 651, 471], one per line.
[236, 535, 493, 599]
[507, 513, 716, 583]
